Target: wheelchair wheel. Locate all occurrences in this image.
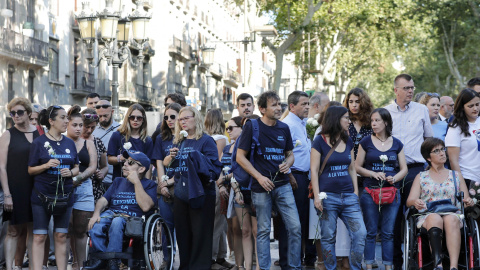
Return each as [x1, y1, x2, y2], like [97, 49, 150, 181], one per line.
[404, 216, 418, 270]
[470, 219, 480, 269]
[144, 214, 174, 270]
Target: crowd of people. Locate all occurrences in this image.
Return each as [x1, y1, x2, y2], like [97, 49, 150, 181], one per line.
[0, 72, 479, 270]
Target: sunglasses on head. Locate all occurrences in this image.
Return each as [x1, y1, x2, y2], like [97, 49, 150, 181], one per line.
[126, 159, 143, 167]
[9, 110, 26, 117]
[48, 105, 64, 119]
[426, 92, 440, 97]
[226, 126, 240, 132]
[95, 104, 112, 109]
[129, 115, 144, 121]
[83, 114, 99, 120]
[164, 115, 176, 121]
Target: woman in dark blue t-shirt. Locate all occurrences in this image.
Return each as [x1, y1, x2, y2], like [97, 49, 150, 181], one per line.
[107, 104, 153, 181]
[28, 105, 79, 270]
[355, 108, 407, 270]
[310, 106, 366, 270]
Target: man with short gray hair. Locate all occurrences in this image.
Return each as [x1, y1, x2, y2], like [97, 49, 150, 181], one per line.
[308, 92, 329, 118]
[439, 96, 454, 122]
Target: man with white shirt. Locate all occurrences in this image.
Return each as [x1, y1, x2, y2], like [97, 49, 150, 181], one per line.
[385, 74, 434, 269]
[308, 92, 329, 119]
[439, 96, 454, 122]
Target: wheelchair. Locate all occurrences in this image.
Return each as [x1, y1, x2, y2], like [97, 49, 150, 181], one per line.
[84, 212, 174, 270]
[403, 193, 480, 270]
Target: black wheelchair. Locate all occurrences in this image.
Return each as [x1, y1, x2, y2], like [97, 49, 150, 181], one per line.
[403, 193, 480, 270]
[84, 212, 174, 270]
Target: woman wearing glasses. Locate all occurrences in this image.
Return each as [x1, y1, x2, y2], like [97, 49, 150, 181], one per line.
[107, 104, 153, 181]
[152, 102, 181, 269]
[81, 108, 108, 202]
[445, 88, 480, 189]
[169, 106, 222, 269]
[407, 138, 473, 270]
[66, 105, 97, 270]
[28, 105, 80, 270]
[0, 98, 40, 270]
[419, 93, 448, 141]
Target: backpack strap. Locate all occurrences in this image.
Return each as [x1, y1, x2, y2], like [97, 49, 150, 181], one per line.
[250, 119, 262, 155]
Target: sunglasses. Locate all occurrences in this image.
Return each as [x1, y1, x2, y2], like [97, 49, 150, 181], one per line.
[48, 105, 64, 119]
[10, 110, 26, 117]
[83, 114, 99, 120]
[126, 159, 143, 167]
[164, 115, 176, 121]
[226, 126, 240, 132]
[95, 104, 112, 109]
[426, 92, 440, 97]
[129, 115, 144, 121]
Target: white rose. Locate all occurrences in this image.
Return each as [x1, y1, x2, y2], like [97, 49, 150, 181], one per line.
[459, 214, 465, 220]
[307, 118, 314, 125]
[314, 114, 320, 120]
[161, 175, 169, 181]
[123, 142, 132, 150]
[311, 120, 319, 127]
[44, 141, 50, 147]
[473, 198, 478, 204]
[65, 149, 70, 154]
[223, 166, 231, 173]
[180, 130, 188, 138]
[319, 192, 328, 200]
[379, 155, 388, 163]
[48, 149, 55, 155]
[295, 140, 302, 147]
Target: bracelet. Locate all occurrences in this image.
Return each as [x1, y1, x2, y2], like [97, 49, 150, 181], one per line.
[70, 170, 74, 177]
[4, 194, 12, 198]
[117, 155, 121, 163]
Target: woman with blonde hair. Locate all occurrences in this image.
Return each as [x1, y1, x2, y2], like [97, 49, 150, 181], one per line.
[169, 106, 223, 269]
[419, 93, 448, 141]
[107, 103, 153, 180]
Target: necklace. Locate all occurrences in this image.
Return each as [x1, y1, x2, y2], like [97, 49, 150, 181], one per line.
[48, 132, 62, 145]
[375, 135, 388, 146]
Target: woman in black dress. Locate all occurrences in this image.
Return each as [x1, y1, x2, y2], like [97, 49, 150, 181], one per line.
[0, 97, 40, 270]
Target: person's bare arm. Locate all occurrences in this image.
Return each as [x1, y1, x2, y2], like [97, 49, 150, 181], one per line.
[88, 197, 109, 230]
[0, 131, 12, 210]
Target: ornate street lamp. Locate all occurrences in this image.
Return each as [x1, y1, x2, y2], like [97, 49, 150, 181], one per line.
[76, 0, 151, 121]
[201, 43, 216, 110]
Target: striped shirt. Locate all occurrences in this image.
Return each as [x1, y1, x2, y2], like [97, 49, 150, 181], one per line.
[384, 101, 433, 164]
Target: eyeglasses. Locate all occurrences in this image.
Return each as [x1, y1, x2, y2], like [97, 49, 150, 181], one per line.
[164, 115, 176, 121]
[126, 159, 143, 167]
[226, 126, 240, 132]
[83, 114, 99, 120]
[430, 147, 447, 154]
[48, 105, 64, 119]
[95, 104, 111, 109]
[178, 115, 194, 122]
[129, 115, 144, 121]
[398, 86, 416, 91]
[9, 110, 26, 117]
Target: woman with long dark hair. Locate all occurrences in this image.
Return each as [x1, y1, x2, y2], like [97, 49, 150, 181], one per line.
[28, 105, 79, 270]
[107, 104, 153, 180]
[66, 105, 97, 270]
[355, 108, 407, 270]
[310, 106, 366, 270]
[445, 88, 480, 188]
[152, 102, 181, 269]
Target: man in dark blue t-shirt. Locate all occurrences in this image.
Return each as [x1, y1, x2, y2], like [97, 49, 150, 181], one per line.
[237, 91, 301, 270]
[85, 151, 157, 270]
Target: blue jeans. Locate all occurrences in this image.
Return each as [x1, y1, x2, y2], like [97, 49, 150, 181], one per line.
[319, 193, 366, 270]
[252, 184, 301, 270]
[360, 189, 400, 265]
[89, 210, 126, 253]
[158, 197, 176, 264]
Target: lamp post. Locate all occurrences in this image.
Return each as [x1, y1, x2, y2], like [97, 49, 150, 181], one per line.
[201, 43, 215, 111]
[76, 0, 151, 122]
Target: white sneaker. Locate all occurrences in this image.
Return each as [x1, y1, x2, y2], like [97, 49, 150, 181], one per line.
[13, 266, 22, 270]
[43, 266, 49, 270]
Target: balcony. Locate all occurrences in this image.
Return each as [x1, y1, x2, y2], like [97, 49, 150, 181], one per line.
[261, 61, 273, 75]
[119, 83, 154, 105]
[209, 62, 225, 78]
[224, 68, 241, 86]
[0, 28, 49, 66]
[72, 71, 95, 94]
[168, 36, 192, 61]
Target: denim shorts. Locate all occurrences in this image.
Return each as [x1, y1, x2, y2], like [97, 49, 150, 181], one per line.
[73, 179, 94, 211]
[32, 202, 73, 234]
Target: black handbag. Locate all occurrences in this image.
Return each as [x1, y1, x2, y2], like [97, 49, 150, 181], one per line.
[426, 171, 459, 213]
[34, 187, 70, 216]
[124, 216, 144, 238]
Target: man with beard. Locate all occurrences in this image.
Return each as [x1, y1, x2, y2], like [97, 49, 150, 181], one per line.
[92, 100, 120, 190]
[237, 93, 255, 118]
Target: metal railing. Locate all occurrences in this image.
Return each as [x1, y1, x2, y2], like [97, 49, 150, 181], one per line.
[168, 36, 192, 59]
[226, 69, 241, 83]
[74, 70, 95, 92]
[135, 84, 152, 102]
[0, 28, 49, 63]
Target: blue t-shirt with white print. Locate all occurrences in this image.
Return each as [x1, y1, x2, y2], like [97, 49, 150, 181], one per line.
[237, 119, 294, 193]
[359, 135, 403, 188]
[103, 177, 157, 217]
[28, 135, 79, 205]
[151, 134, 175, 177]
[313, 135, 354, 194]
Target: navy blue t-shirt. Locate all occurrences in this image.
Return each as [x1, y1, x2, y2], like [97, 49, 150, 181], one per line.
[172, 133, 219, 195]
[28, 135, 79, 205]
[359, 136, 404, 188]
[107, 131, 153, 180]
[238, 119, 294, 193]
[313, 136, 354, 194]
[151, 134, 175, 177]
[103, 177, 157, 217]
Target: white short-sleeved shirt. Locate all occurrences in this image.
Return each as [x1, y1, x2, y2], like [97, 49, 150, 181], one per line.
[445, 117, 480, 182]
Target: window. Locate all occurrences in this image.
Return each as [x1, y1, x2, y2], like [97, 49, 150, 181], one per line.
[6, 0, 15, 26]
[28, 70, 35, 102]
[27, 0, 35, 23]
[49, 39, 59, 82]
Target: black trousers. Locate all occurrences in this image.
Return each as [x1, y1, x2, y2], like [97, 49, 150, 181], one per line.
[174, 194, 215, 270]
[393, 165, 425, 266]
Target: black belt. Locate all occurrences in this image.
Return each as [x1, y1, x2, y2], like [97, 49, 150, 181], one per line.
[291, 170, 309, 176]
[407, 163, 424, 169]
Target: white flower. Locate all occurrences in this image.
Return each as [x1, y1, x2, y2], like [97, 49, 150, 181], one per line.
[379, 155, 388, 163]
[123, 142, 132, 150]
[223, 166, 231, 173]
[475, 182, 480, 186]
[459, 214, 465, 220]
[319, 192, 328, 200]
[44, 141, 50, 147]
[294, 140, 302, 147]
[180, 130, 188, 138]
[65, 149, 70, 154]
[314, 114, 320, 120]
[470, 189, 476, 196]
[311, 120, 319, 127]
[48, 149, 55, 155]
[306, 118, 314, 125]
[161, 175, 169, 181]
[473, 198, 478, 204]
